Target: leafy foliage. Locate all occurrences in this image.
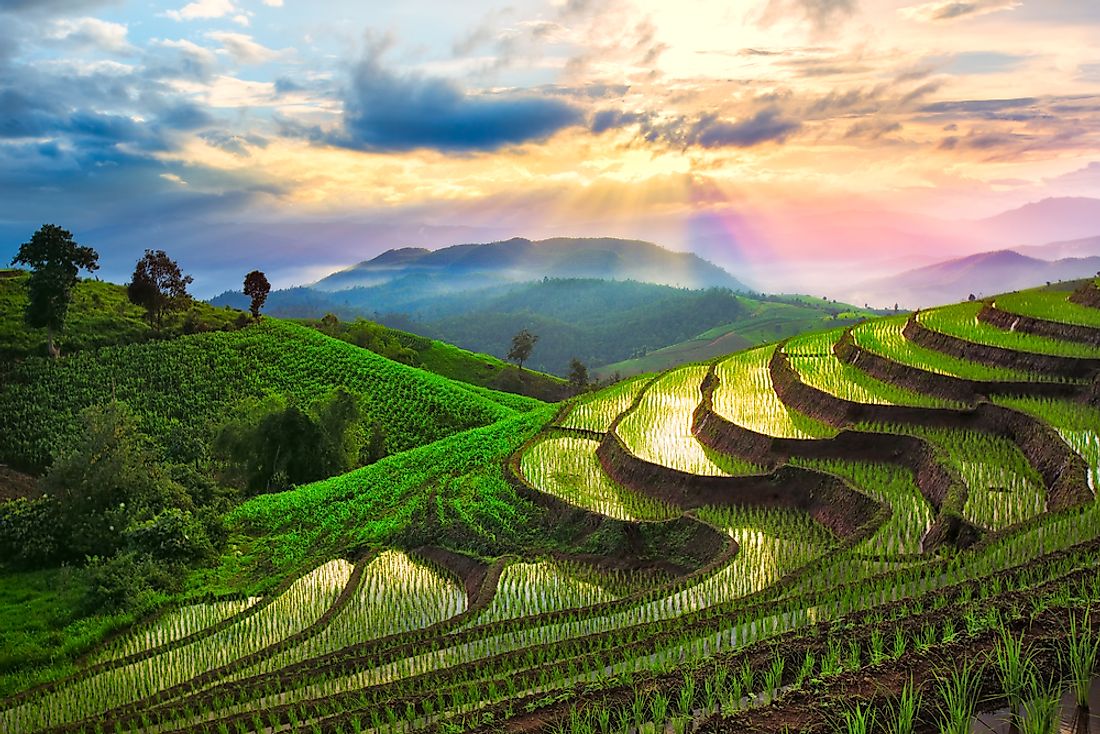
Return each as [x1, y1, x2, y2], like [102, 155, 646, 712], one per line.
[127, 249, 194, 330]
[9, 224, 99, 357]
[243, 270, 270, 319]
[0, 319, 534, 473]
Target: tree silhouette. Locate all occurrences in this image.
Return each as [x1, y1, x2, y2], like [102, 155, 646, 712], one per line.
[127, 249, 193, 330]
[507, 329, 538, 370]
[243, 270, 271, 320]
[568, 358, 589, 393]
[11, 224, 99, 358]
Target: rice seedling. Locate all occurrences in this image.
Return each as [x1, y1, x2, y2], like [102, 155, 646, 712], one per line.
[934, 661, 983, 734]
[1060, 612, 1099, 709]
[918, 302, 1100, 358]
[1018, 672, 1062, 734]
[558, 375, 652, 433]
[994, 287, 1100, 329]
[994, 626, 1036, 724]
[616, 364, 761, 476]
[711, 345, 838, 438]
[833, 701, 876, 734]
[850, 315, 1046, 381]
[521, 434, 678, 521]
[467, 560, 620, 626]
[784, 328, 963, 408]
[886, 678, 921, 734]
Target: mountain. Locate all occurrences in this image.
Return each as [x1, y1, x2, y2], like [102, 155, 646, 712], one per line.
[311, 237, 749, 292]
[849, 249, 1100, 309]
[971, 197, 1100, 247]
[1015, 235, 1100, 261]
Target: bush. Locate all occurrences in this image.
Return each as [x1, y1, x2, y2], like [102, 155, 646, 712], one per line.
[0, 496, 61, 568]
[123, 508, 215, 565]
[82, 551, 173, 614]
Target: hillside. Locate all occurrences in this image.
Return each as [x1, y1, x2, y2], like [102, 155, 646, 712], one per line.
[0, 269, 246, 360]
[294, 316, 570, 402]
[217, 279, 868, 376]
[594, 294, 881, 377]
[311, 236, 748, 291]
[0, 318, 540, 474]
[6, 278, 1100, 730]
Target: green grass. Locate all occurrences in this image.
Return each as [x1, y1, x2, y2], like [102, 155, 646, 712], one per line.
[558, 375, 653, 433]
[0, 270, 244, 360]
[994, 396, 1100, 493]
[712, 345, 838, 439]
[918, 302, 1100, 358]
[0, 319, 536, 472]
[850, 315, 1057, 382]
[784, 329, 964, 408]
[994, 287, 1100, 328]
[616, 365, 762, 476]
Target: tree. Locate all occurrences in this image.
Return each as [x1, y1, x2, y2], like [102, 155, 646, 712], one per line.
[243, 270, 271, 320]
[10, 224, 99, 358]
[507, 329, 538, 370]
[568, 358, 589, 393]
[127, 249, 193, 330]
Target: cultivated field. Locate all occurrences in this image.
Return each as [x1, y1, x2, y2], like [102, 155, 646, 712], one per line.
[4, 281, 1100, 734]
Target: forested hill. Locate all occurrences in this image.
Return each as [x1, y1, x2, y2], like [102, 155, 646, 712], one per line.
[215, 278, 879, 375]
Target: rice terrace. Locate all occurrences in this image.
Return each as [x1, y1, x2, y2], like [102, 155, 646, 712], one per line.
[3, 269, 1100, 734]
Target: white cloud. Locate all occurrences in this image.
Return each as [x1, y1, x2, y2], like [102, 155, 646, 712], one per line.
[900, 0, 1021, 22]
[261, 0, 283, 6]
[47, 17, 133, 53]
[206, 31, 282, 64]
[166, 0, 237, 21]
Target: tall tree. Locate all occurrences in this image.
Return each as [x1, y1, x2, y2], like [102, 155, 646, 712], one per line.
[243, 270, 271, 320]
[568, 357, 589, 393]
[10, 224, 99, 358]
[507, 328, 538, 370]
[127, 249, 193, 330]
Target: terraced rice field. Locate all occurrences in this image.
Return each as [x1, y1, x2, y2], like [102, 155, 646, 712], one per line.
[6, 289, 1100, 734]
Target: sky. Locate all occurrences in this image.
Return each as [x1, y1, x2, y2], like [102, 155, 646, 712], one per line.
[1, 0, 1100, 296]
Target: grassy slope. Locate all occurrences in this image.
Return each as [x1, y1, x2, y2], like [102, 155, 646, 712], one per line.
[0, 270, 243, 360]
[0, 319, 539, 473]
[295, 317, 571, 402]
[594, 296, 883, 377]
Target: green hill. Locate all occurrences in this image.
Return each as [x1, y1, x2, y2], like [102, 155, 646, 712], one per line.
[0, 318, 541, 473]
[294, 316, 570, 402]
[0, 269, 245, 360]
[594, 294, 882, 377]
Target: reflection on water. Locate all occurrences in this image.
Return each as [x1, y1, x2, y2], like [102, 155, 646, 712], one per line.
[973, 678, 1099, 733]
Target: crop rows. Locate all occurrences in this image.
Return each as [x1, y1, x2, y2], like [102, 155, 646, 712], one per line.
[918, 302, 1100, 358]
[9, 288, 1100, 733]
[994, 286, 1100, 328]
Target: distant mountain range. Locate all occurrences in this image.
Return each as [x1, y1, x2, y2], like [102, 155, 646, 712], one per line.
[312, 236, 748, 292]
[848, 238, 1100, 308]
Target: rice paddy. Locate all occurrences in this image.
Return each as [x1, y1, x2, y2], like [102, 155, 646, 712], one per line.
[918, 302, 1100, 358]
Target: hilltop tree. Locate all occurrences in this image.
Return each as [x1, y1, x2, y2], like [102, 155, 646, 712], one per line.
[128, 249, 193, 330]
[243, 270, 271, 320]
[10, 224, 99, 358]
[568, 358, 589, 393]
[507, 329, 538, 370]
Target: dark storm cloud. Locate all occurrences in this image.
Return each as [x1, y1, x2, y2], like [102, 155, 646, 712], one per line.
[322, 53, 584, 153]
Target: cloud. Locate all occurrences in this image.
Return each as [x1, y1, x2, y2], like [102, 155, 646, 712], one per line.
[261, 0, 282, 5]
[320, 51, 584, 152]
[149, 37, 219, 79]
[0, 0, 119, 15]
[46, 17, 132, 53]
[900, 0, 1021, 22]
[166, 0, 240, 22]
[763, 0, 858, 32]
[200, 130, 268, 156]
[206, 31, 282, 64]
[591, 106, 802, 148]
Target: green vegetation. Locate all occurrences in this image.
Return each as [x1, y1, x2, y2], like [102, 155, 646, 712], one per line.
[712, 345, 838, 438]
[851, 315, 1056, 382]
[785, 328, 965, 408]
[616, 364, 761, 476]
[0, 318, 531, 472]
[919, 301, 1100, 357]
[7, 270, 1100, 734]
[557, 374, 652, 433]
[0, 270, 244, 360]
[521, 434, 677, 521]
[994, 287, 1100, 328]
